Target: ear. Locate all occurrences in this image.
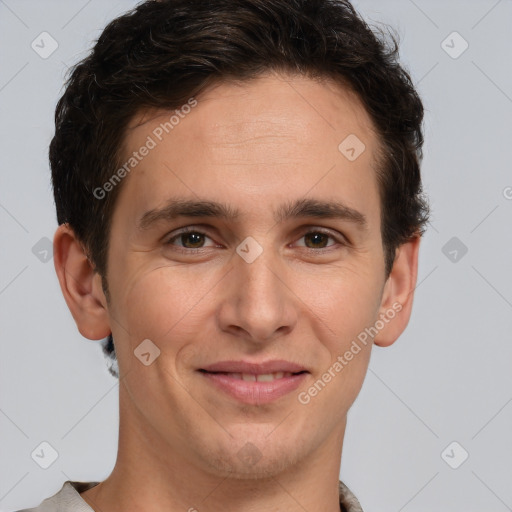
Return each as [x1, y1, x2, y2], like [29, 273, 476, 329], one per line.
[373, 236, 420, 347]
[53, 224, 111, 340]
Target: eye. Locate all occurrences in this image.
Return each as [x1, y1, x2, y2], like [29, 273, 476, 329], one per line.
[294, 229, 344, 250]
[165, 228, 217, 250]
[164, 226, 346, 253]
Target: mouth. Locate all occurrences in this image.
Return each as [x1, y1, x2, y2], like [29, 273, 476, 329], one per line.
[198, 370, 307, 382]
[197, 360, 309, 404]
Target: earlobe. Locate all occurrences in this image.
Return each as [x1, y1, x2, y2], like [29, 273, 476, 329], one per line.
[53, 224, 111, 340]
[373, 236, 421, 347]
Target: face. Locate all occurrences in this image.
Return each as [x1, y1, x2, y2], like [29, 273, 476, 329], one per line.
[101, 72, 391, 478]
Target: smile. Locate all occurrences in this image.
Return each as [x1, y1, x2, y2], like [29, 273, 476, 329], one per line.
[198, 368, 309, 405]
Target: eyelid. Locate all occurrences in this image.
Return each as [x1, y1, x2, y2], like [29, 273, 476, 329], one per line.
[164, 224, 349, 250]
[164, 226, 219, 247]
[291, 226, 348, 248]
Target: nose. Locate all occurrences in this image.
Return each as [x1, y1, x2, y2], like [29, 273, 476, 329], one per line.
[217, 244, 298, 345]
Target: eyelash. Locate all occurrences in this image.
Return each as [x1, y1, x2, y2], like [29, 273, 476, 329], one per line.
[164, 226, 347, 253]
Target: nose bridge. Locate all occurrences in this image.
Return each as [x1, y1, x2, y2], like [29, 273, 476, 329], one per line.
[238, 243, 280, 298]
[220, 237, 296, 341]
[237, 235, 283, 302]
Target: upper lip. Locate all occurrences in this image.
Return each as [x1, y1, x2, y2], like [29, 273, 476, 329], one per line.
[200, 360, 308, 374]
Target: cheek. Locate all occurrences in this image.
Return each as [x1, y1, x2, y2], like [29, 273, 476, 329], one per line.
[108, 264, 220, 369]
[298, 277, 377, 416]
[302, 265, 383, 345]
[296, 268, 382, 407]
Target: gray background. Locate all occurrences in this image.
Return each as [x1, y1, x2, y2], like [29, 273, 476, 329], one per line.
[1, 1, 511, 511]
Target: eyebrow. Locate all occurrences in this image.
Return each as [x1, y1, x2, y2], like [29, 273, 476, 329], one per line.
[137, 197, 367, 231]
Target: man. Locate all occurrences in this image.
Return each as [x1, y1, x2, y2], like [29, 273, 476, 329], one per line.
[18, 0, 429, 510]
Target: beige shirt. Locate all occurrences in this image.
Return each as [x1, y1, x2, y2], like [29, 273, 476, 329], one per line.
[17, 480, 364, 512]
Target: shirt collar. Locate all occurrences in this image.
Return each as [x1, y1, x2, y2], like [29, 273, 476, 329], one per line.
[339, 480, 364, 512]
[64, 480, 364, 511]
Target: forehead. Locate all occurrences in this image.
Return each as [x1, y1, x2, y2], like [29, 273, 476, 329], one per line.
[115, 72, 382, 228]
[128, 73, 378, 151]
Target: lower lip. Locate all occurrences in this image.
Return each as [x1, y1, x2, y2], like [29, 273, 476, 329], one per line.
[199, 371, 308, 405]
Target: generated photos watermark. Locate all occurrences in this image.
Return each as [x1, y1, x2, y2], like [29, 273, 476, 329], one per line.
[298, 301, 402, 405]
[93, 97, 198, 200]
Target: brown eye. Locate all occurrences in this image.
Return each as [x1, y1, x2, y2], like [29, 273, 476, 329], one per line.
[303, 232, 331, 249]
[295, 230, 341, 250]
[165, 229, 215, 249]
[179, 232, 205, 248]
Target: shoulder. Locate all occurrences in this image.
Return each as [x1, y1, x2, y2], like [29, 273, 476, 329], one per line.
[14, 480, 100, 512]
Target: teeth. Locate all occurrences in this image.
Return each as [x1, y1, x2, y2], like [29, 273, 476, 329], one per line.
[211, 371, 296, 381]
[240, 372, 291, 382]
[256, 372, 282, 381]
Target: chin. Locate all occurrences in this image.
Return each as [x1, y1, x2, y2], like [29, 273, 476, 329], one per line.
[202, 447, 299, 480]
[192, 428, 303, 480]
